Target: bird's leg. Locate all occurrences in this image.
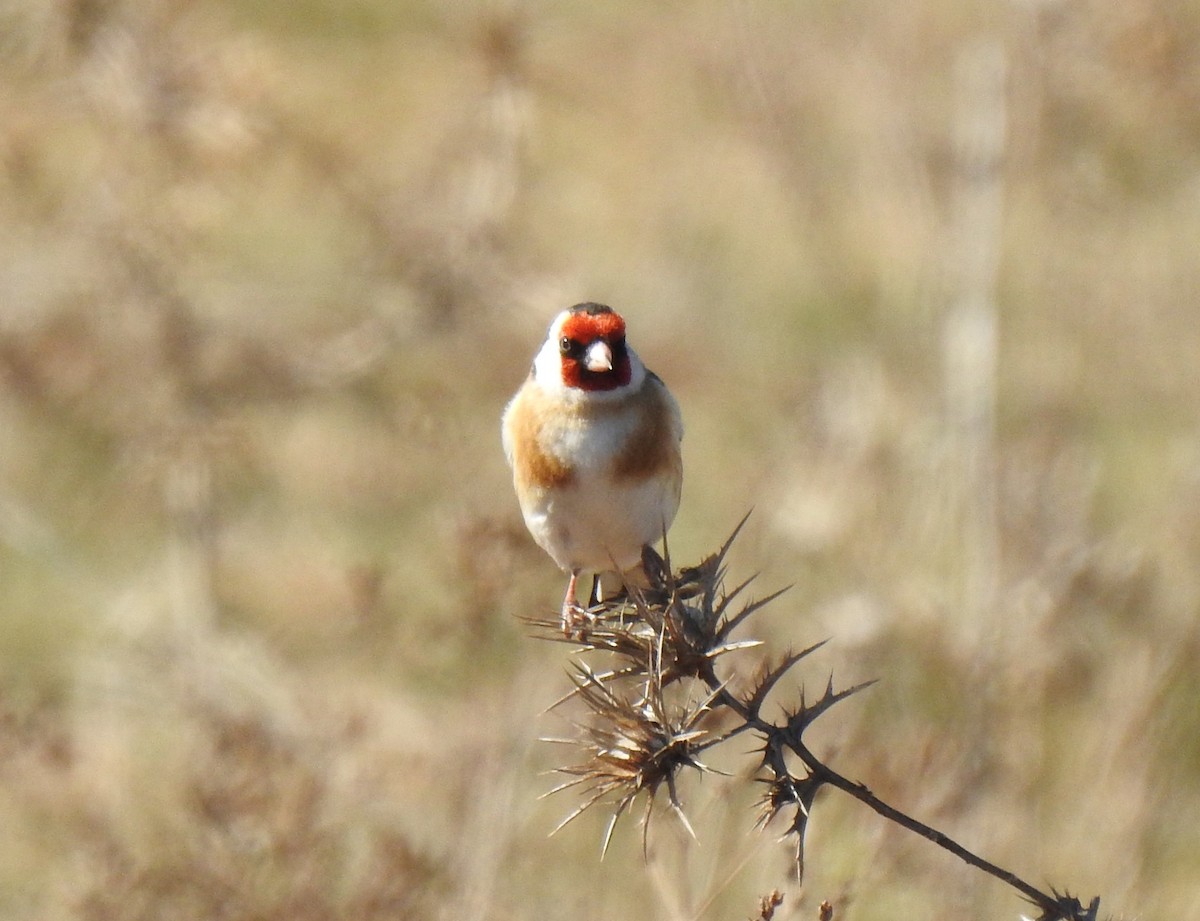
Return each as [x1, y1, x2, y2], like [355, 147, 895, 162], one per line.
[588, 574, 603, 607]
[561, 570, 587, 638]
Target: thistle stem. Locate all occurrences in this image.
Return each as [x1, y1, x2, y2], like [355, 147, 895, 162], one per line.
[784, 732, 1063, 917]
[696, 659, 1084, 920]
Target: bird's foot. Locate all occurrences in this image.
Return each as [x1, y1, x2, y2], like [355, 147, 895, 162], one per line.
[560, 601, 591, 640]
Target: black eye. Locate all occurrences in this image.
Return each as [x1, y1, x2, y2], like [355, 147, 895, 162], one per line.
[559, 336, 577, 356]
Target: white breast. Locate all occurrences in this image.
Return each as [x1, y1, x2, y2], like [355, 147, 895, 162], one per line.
[521, 466, 679, 575]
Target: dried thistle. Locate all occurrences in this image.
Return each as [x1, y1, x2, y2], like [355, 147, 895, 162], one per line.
[529, 517, 1102, 921]
[541, 663, 721, 856]
[525, 514, 775, 693]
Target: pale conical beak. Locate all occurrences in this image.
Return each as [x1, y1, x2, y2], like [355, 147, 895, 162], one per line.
[583, 340, 614, 373]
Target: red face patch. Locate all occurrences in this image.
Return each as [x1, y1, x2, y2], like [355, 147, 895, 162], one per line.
[560, 309, 626, 344]
[559, 309, 632, 392]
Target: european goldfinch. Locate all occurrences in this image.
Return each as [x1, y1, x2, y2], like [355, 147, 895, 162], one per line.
[502, 303, 684, 633]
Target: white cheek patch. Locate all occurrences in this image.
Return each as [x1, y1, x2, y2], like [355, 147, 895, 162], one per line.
[532, 335, 567, 396]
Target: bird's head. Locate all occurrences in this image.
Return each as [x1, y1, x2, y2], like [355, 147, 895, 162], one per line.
[534, 303, 643, 396]
[556, 303, 631, 391]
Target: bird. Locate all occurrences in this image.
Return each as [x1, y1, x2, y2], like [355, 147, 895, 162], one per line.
[502, 302, 683, 634]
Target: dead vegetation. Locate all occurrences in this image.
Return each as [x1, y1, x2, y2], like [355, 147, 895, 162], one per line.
[1, 1, 1198, 919]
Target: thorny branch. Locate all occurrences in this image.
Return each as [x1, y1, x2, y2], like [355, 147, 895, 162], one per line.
[525, 516, 1102, 921]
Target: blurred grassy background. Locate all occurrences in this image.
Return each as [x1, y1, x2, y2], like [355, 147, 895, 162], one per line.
[1, 0, 1198, 918]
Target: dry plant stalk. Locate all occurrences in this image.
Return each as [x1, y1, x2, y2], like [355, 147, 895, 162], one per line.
[527, 516, 1102, 921]
[754, 889, 784, 920]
